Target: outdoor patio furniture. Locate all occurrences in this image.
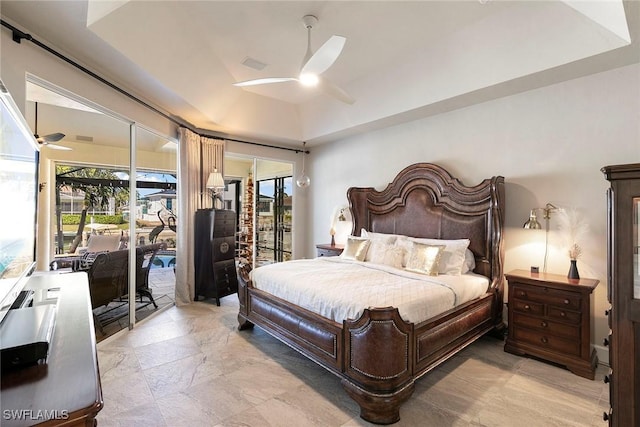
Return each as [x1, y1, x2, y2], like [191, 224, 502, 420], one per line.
[49, 233, 122, 270]
[85, 243, 165, 332]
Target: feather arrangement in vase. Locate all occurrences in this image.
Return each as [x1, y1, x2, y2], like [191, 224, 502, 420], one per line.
[557, 208, 588, 279]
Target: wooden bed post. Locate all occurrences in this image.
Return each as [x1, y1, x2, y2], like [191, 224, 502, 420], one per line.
[236, 261, 254, 330]
[342, 307, 415, 424]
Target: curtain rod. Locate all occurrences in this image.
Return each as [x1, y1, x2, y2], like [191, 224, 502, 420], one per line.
[1, 19, 307, 154]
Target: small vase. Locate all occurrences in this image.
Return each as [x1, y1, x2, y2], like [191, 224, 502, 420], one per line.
[568, 259, 580, 280]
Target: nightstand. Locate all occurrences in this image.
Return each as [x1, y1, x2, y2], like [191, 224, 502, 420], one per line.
[504, 269, 599, 379]
[316, 243, 344, 257]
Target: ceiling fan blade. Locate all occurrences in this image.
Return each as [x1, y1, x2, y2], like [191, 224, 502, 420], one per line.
[319, 77, 355, 105]
[301, 35, 346, 76]
[41, 132, 65, 143]
[233, 78, 298, 87]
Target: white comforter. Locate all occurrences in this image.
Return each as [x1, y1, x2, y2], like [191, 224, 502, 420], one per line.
[250, 257, 489, 324]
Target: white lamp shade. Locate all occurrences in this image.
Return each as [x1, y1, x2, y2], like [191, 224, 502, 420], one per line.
[206, 169, 225, 190]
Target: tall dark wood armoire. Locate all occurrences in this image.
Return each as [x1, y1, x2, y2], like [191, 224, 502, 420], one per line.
[194, 209, 238, 305]
[602, 164, 640, 426]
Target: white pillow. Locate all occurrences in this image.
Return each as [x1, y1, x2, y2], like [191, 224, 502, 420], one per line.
[361, 228, 405, 241]
[361, 229, 397, 262]
[464, 249, 476, 274]
[394, 237, 413, 268]
[408, 237, 471, 275]
[367, 242, 404, 269]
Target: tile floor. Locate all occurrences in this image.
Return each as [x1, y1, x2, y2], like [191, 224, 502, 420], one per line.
[96, 297, 610, 426]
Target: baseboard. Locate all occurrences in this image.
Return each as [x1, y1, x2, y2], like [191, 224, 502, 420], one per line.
[594, 344, 609, 367]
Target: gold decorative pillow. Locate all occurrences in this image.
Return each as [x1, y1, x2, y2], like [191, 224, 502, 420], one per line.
[409, 237, 470, 275]
[340, 237, 371, 261]
[405, 243, 445, 276]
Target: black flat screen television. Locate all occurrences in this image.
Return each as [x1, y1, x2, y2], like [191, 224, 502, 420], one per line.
[0, 80, 39, 325]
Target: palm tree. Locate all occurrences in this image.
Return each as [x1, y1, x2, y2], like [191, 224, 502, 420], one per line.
[55, 166, 129, 254]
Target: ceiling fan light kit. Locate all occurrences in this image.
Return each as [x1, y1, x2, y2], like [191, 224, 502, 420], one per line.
[233, 15, 354, 104]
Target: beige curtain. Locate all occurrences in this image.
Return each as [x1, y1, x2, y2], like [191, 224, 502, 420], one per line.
[175, 128, 226, 304]
[200, 137, 225, 209]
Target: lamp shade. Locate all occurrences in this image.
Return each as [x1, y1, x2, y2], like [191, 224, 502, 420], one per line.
[206, 169, 225, 190]
[523, 210, 542, 229]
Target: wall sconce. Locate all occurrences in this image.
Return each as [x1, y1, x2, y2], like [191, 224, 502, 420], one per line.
[523, 202, 559, 272]
[330, 206, 351, 246]
[523, 203, 558, 229]
[206, 169, 225, 209]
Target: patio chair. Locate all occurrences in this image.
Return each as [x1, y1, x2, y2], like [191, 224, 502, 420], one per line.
[50, 233, 122, 270]
[86, 242, 165, 332]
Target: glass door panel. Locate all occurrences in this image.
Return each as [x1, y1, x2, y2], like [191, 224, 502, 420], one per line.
[28, 80, 133, 338]
[135, 127, 177, 319]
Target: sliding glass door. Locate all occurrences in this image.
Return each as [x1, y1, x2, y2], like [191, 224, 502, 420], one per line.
[28, 77, 176, 338]
[255, 160, 292, 266]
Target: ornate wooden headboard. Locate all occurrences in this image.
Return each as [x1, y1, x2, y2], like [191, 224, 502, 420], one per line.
[347, 163, 505, 290]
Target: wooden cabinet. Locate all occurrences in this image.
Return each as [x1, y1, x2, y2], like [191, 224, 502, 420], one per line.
[602, 164, 640, 426]
[194, 209, 238, 305]
[1, 273, 102, 426]
[316, 243, 344, 257]
[504, 269, 598, 379]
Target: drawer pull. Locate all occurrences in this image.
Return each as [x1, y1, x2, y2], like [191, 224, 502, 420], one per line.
[540, 321, 548, 328]
[604, 375, 610, 384]
[603, 338, 609, 347]
[563, 299, 570, 305]
[560, 311, 566, 317]
[518, 291, 526, 297]
[540, 336, 548, 344]
[524, 304, 530, 310]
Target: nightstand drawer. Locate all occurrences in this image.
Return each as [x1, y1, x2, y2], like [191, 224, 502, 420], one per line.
[512, 299, 544, 316]
[317, 248, 338, 257]
[547, 306, 581, 324]
[316, 244, 344, 257]
[511, 284, 581, 310]
[513, 312, 580, 339]
[513, 328, 580, 356]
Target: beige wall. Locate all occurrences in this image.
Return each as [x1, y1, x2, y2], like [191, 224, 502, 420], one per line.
[307, 63, 640, 362]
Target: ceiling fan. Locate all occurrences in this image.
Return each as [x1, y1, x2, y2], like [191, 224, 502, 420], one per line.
[233, 15, 355, 105]
[34, 102, 70, 150]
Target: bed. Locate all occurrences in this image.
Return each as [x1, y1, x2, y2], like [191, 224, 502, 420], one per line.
[237, 162, 505, 424]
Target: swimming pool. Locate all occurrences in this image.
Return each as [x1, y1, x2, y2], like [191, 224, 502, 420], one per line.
[152, 251, 176, 269]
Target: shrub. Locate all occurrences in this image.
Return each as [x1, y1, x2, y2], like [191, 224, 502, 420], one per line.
[61, 214, 125, 225]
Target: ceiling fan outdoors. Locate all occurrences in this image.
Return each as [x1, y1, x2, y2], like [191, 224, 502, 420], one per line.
[34, 101, 70, 150]
[233, 15, 355, 105]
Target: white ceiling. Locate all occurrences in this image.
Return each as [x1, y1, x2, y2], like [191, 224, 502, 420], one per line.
[1, 1, 638, 148]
